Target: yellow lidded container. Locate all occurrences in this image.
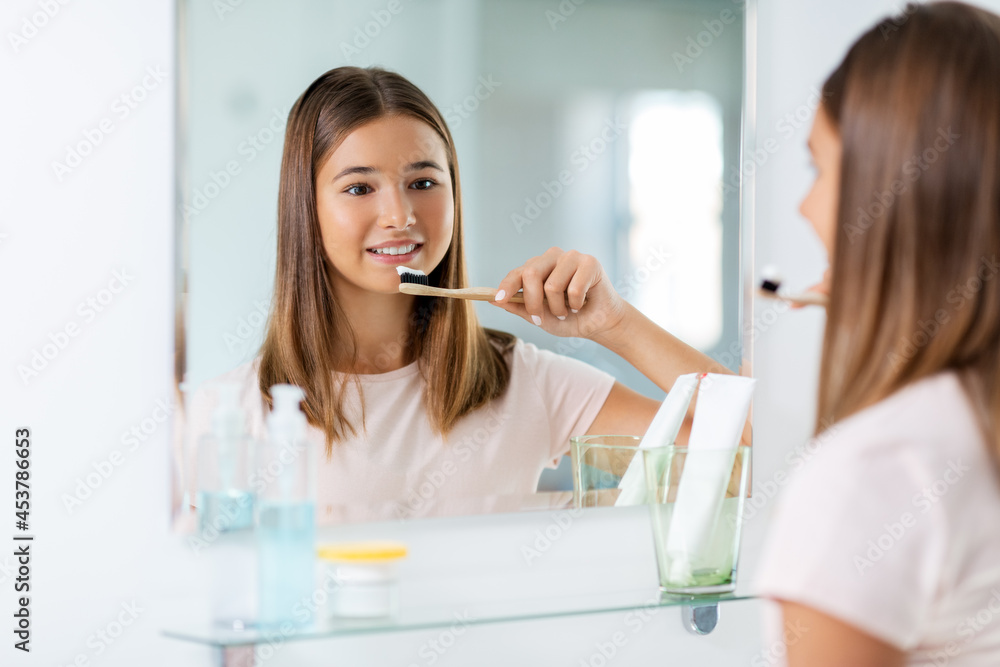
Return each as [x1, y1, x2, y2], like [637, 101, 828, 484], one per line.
[316, 542, 408, 618]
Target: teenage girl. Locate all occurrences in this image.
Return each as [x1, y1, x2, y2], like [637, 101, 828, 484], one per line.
[755, 3, 1000, 665]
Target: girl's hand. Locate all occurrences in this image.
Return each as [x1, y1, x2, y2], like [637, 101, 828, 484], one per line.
[793, 267, 832, 309]
[490, 247, 628, 342]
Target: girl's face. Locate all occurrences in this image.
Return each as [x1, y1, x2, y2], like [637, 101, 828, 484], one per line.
[800, 106, 841, 256]
[315, 115, 454, 296]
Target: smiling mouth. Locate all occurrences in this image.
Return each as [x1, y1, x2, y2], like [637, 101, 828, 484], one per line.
[367, 243, 421, 256]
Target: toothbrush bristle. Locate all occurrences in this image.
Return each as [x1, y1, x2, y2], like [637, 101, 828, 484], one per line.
[396, 266, 429, 286]
[759, 265, 782, 294]
[760, 278, 782, 294]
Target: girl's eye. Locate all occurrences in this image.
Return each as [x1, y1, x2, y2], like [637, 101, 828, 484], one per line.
[411, 179, 435, 191]
[345, 184, 372, 196]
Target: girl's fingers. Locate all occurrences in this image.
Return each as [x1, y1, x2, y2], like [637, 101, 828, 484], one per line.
[494, 267, 524, 305]
[519, 257, 557, 325]
[543, 255, 578, 320]
[563, 252, 597, 312]
[493, 248, 603, 326]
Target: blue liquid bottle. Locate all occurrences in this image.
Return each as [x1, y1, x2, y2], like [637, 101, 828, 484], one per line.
[196, 383, 256, 630]
[256, 384, 316, 629]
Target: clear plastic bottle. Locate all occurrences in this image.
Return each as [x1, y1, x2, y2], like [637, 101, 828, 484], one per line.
[256, 384, 317, 629]
[196, 382, 256, 630]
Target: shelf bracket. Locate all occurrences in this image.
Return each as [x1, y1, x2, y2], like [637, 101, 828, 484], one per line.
[681, 602, 719, 635]
[217, 645, 255, 667]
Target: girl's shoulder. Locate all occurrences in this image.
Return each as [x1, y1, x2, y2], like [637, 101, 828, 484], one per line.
[813, 371, 980, 463]
[786, 371, 992, 513]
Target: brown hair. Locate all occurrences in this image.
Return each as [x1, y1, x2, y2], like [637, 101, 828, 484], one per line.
[258, 66, 513, 455]
[816, 2, 1000, 463]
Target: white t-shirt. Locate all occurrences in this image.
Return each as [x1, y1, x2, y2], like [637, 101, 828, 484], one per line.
[186, 339, 615, 523]
[754, 372, 1000, 666]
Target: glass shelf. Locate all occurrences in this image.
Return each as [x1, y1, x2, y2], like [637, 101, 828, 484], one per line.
[163, 587, 751, 648]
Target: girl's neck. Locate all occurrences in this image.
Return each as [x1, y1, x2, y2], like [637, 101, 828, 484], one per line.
[333, 280, 417, 374]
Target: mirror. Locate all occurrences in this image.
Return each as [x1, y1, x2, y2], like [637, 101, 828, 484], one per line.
[173, 0, 753, 528]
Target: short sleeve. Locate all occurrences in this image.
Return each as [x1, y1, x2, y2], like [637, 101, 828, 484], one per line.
[513, 341, 616, 467]
[753, 440, 947, 649]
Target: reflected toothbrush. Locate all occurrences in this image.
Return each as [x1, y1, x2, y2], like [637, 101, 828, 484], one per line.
[757, 265, 829, 307]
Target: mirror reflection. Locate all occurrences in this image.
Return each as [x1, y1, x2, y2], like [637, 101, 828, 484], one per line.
[175, 0, 748, 527]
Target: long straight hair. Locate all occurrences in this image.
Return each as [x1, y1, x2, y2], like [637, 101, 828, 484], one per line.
[258, 67, 513, 455]
[817, 2, 1000, 464]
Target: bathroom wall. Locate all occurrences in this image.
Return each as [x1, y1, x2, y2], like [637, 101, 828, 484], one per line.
[3, 0, 982, 665]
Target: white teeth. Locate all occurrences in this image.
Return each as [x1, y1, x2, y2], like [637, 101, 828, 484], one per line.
[371, 244, 416, 255]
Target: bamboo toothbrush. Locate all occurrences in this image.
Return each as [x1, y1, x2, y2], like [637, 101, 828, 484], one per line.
[758, 265, 829, 307]
[396, 267, 526, 302]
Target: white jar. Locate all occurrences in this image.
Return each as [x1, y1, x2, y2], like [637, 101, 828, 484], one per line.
[317, 542, 407, 618]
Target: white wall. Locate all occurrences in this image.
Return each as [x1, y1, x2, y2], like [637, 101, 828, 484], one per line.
[7, 0, 996, 665]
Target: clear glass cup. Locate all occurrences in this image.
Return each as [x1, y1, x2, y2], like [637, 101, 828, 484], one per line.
[642, 445, 751, 594]
[570, 435, 645, 508]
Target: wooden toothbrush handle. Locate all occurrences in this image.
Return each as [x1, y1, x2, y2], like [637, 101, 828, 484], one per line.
[757, 287, 829, 307]
[399, 284, 526, 302]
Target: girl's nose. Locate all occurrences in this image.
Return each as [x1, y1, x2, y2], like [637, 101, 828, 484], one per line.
[378, 190, 416, 229]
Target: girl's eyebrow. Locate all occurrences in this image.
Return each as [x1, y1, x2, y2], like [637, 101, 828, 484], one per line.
[332, 161, 444, 181]
[333, 165, 377, 181]
[405, 160, 444, 173]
